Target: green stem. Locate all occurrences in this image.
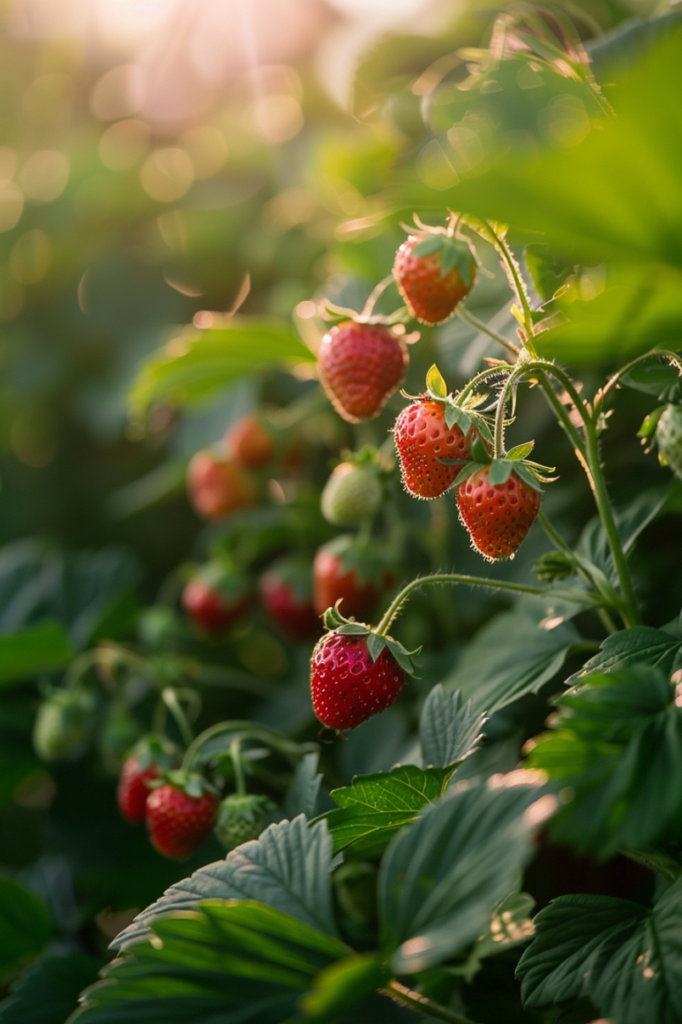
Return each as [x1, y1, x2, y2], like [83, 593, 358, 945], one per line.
[514, 361, 639, 627]
[385, 981, 479, 1024]
[584, 426, 640, 627]
[476, 219, 536, 354]
[230, 738, 247, 797]
[456, 306, 520, 358]
[594, 348, 682, 414]
[538, 510, 619, 635]
[535, 371, 587, 459]
[455, 363, 513, 405]
[161, 688, 194, 748]
[493, 368, 520, 457]
[376, 573, 548, 637]
[181, 720, 316, 772]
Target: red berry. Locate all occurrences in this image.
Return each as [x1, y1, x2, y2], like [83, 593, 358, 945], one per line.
[313, 542, 390, 620]
[182, 570, 251, 637]
[187, 451, 256, 520]
[260, 558, 320, 642]
[225, 416, 274, 468]
[457, 466, 541, 561]
[311, 632, 405, 731]
[394, 399, 474, 499]
[117, 756, 160, 824]
[146, 782, 219, 859]
[318, 321, 408, 423]
[393, 235, 476, 325]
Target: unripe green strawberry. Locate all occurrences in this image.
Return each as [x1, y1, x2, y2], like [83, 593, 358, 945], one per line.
[215, 793, 275, 851]
[320, 462, 382, 526]
[33, 689, 97, 762]
[656, 405, 682, 480]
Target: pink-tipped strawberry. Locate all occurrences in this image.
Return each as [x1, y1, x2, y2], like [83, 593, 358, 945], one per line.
[225, 415, 275, 468]
[313, 535, 396, 620]
[116, 734, 180, 825]
[146, 771, 219, 859]
[394, 366, 490, 499]
[260, 555, 320, 642]
[182, 561, 252, 637]
[310, 608, 418, 732]
[318, 320, 408, 423]
[393, 231, 476, 325]
[187, 450, 256, 521]
[456, 443, 544, 561]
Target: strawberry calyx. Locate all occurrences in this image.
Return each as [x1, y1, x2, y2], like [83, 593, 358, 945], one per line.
[401, 364, 495, 446]
[217, 792, 275, 823]
[452, 434, 554, 493]
[410, 232, 476, 287]
[148, 769, 220, 800]
[186, 558, 252, 605]
[321, 603, 421, 676]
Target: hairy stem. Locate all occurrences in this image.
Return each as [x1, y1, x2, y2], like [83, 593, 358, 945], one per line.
[375, 573, 549, 637]
[230, 737, 247, 798]
[594, 348, 682, 414]
[456, 305, 520, 357]
[385, 981, 480, 1024]
[181, 720, 316, 772]
[161, 687, 194, 748]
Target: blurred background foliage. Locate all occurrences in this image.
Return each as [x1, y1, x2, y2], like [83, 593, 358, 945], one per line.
[0, 0, 682, 1020]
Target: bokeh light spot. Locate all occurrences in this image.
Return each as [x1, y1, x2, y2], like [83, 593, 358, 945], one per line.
[179, 126, 229, 179]
[140, 148, 194, 202]
[20, 150, 69, 202]
[90, 64, 146, 121]
[99, 118, 150, 171]
[0, 183, 23, 231]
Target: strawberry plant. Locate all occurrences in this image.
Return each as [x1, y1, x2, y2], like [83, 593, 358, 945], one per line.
[2, 6, 682, 1024]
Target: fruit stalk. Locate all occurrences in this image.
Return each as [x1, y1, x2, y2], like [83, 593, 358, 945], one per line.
[230, 737, 247, 798]
[180, 720, 316, 772]
[375, 572, 548, 637]
[456, 305, 520, 358]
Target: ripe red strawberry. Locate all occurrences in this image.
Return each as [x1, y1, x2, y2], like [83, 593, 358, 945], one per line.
[187, 450, 256, 520]
[457, 465, 542, 561]
[146, 774, 219, 859]
[395, 398, 475, 498]
[260, 555, 320, 642]
[182, 562, 252, 637]
[317, 320, 408, 423]
[393, 233, 476, 325]
[117, 735, 180, 825]
[311, 631, 405, 731]
[313, 536, 393, 620]
[225, 415, 275, 468]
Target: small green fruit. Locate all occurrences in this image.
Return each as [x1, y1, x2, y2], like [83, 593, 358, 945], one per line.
[656, 405, 682, 480]
[320, 462, 382, 526]
[33, 689, 97, 762]
[97, 701, 142, 776]
[214, 794, 274, 851]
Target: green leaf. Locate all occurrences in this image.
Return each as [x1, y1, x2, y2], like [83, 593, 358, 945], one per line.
[419, 685, 485, 768]
[73, 901, 349, 1024]
[517, 881, 682, 1023]
[366, 633, 386, 662]
[379, 780, 549, 974]
[0, 954, 102, 1024]
[0, 880, 52, 980]
[470, 435, 490, 464]
[384, 637, 418, 675]
[567, 626, 682, 685]
[300, 954, 388, 1022]
[426, 364, 447, 399]
[322, 764, 455, 858]
[442, 607, 580, 714]
[528, 667, 682, 857]
[112, 816, 339, 950]
[283, 754, 324, 821]
[507, 441, 535, 461]
[128, 319, 315, 418]
[0, 623, 74, 687]
[444, 404, 471, 433]
[524, 243, 573, 302]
